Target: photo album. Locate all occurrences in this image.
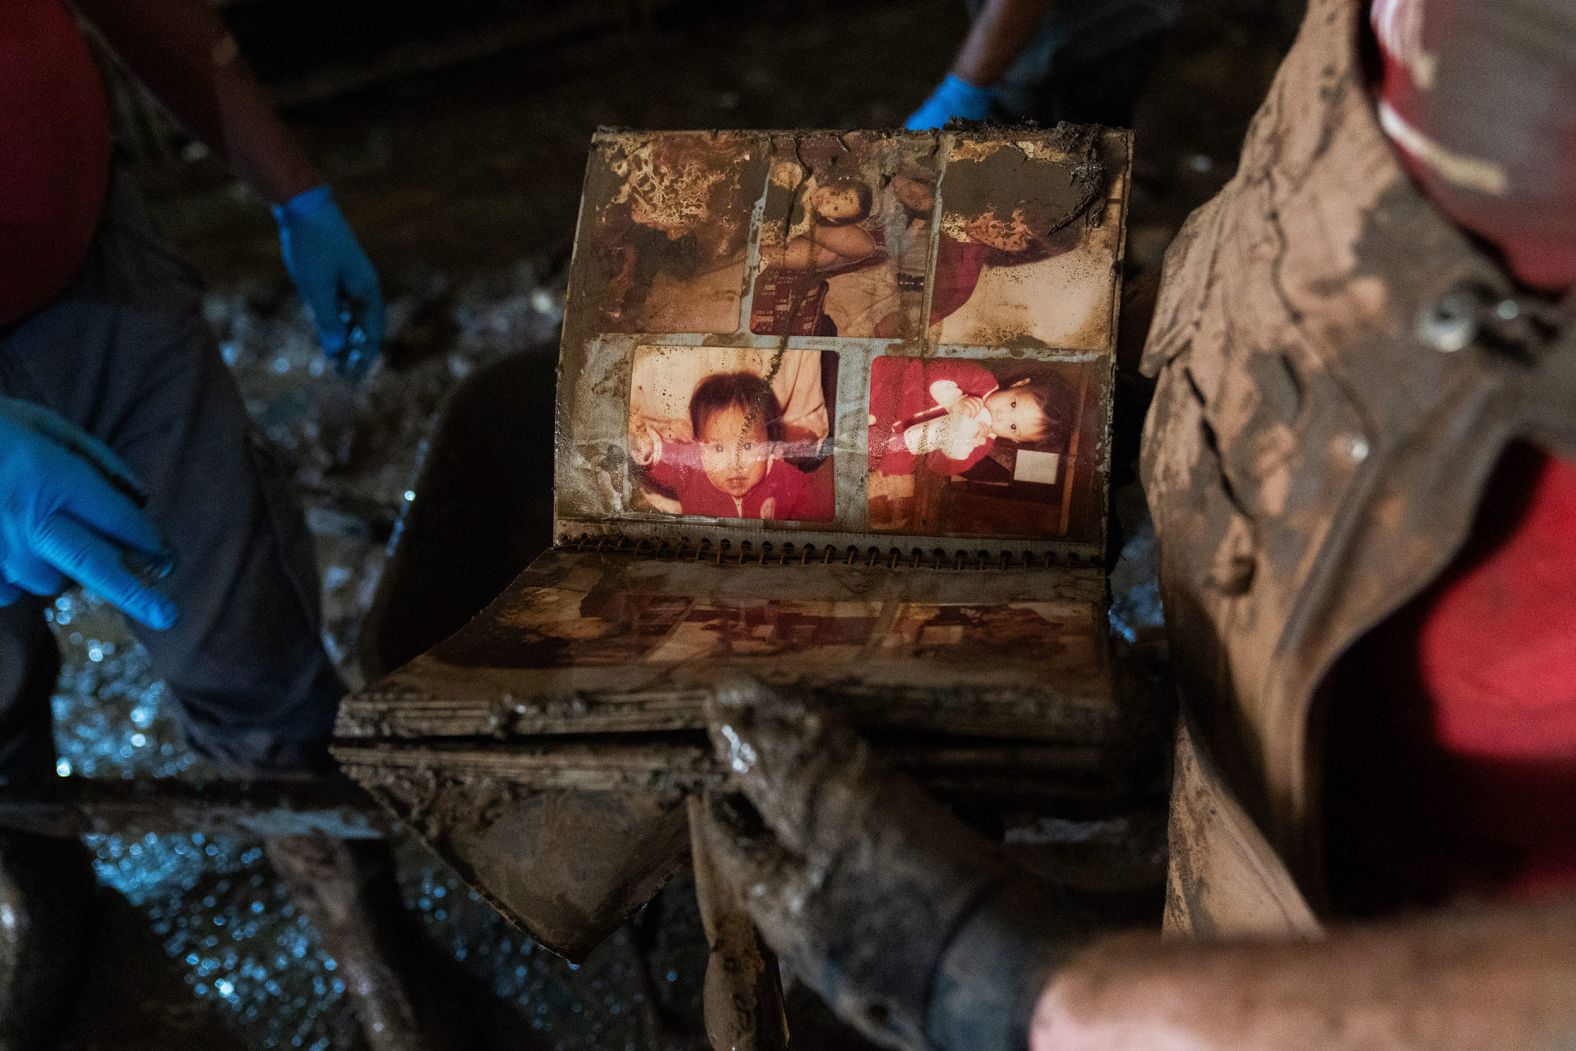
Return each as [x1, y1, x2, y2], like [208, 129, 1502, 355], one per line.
[336, 124, 1136, 815]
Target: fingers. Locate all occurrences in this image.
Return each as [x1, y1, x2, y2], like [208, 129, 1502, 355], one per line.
[4, 397, 151, 507]
[707, 673, 879, 857]
[697, 791, 810, 963]
[31, 513, 178, 630]
[53, 455, 168, 560]
[0, 550, 68, 599]
[342, 255, 385, 365]
[303, 275, 349, 357]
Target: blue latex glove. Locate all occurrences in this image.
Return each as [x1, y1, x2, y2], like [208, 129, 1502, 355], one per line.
[904, 74, 999, 130]
[0, 397, 178, 630]
[274, 185, 385, 379]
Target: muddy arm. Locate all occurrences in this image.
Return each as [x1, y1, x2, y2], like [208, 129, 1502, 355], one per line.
[699, 673, 1092, 1051]
[951, 0, 1055, 86]
[1032, 898, 1576, 1050]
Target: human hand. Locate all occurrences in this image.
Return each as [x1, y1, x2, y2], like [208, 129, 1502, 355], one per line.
[274, 186, 385, 379]
[905, 74, 998, 131]
[949, 395, 987, 418]
[630, 424, 661, 466]
[0, 397, 178, 630]
[700, 674, 1090, 1051]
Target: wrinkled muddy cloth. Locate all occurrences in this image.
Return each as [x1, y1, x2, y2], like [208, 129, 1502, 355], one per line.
[1140, 0, 1576, 935]
[700, 674, 1091, 1051]
[0, 167, 343, 784]
[965, 0, 1180, 127]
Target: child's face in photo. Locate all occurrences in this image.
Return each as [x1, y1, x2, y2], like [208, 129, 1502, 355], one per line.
[983, 385, 1049, 441]
[964, 206, 1036, 253]
[810, 185, 865, 224]
[698, 404, 772, 498]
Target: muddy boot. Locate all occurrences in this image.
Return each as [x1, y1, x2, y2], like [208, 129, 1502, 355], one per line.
[266, 835, 464, 1051]
[0, 832, 94, 1051]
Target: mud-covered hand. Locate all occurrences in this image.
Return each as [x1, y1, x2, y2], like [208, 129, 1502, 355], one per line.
[274, 186, 385, 379]
[0, 397, 177, 630]
[905, 74, 998, 131]
[701, 674, 1091, 1051]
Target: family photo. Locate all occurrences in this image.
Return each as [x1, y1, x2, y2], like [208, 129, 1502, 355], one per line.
[750, 133, 939, 340]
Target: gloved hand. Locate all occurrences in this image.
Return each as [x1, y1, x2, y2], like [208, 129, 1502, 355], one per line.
[274, 186, 385, 380]
[905, 73, 999, 130]
[0, 397, 177, 630]
[700, 674, 1092, 1051]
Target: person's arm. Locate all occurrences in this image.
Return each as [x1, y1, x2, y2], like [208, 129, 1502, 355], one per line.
[69, 0, 314, 204]
[702, 677, 1576, 1051]
[952, 0, 1054, 88]
[637, 435, 688, 492]
[906, 0, 1053, 129]
[1033, 900, 1576, 1050]
[70, 0, 384, 374]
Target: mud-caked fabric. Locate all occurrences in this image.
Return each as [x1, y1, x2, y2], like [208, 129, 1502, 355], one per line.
[1140, 0, 1576, 931]
[0, 172, 344, 784]
[965, 0, 1181, 127]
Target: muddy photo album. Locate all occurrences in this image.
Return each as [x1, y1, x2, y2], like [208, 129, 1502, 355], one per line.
[334, 125, 1146, 954]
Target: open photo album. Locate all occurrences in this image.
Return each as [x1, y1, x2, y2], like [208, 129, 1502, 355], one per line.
[334, 125, 1138, 951]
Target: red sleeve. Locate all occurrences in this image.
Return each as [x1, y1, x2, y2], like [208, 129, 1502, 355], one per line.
[640, 439, 698, 492]
[867, 357, 927, 477]
[919, 359, 997, 399]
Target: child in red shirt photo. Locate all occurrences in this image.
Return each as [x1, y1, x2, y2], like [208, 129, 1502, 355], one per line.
[633, 371, 835, 522]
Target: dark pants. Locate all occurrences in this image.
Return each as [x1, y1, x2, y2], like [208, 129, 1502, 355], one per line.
[0, 175, 343, 784]
[967, 0, 1182, 127]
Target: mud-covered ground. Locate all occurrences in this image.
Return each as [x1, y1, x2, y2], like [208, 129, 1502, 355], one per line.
[49, 0, 1296, 1046]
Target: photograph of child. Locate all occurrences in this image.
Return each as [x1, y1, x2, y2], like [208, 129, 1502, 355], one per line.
[570, 132, 766, 334]
[629, 346, 836, 522]
[867, 355, 1105, 541]
[930, 134, 1124, 351]
[750, 134, 938, 339]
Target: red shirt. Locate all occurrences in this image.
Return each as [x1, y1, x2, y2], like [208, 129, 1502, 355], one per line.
[640, 441, 834, 522]
[1325, 0, 1576, 913]
[0, 0, 112, 325]
[867, 356, 999, 478]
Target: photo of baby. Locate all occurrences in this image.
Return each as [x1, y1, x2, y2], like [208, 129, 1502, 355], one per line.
[629, 345, 836, 522]
[569, 132, 767, 334]
[867, 355, 1106, 541]
[750, 134, 938, 339]
[930, 131, 1125, 350]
